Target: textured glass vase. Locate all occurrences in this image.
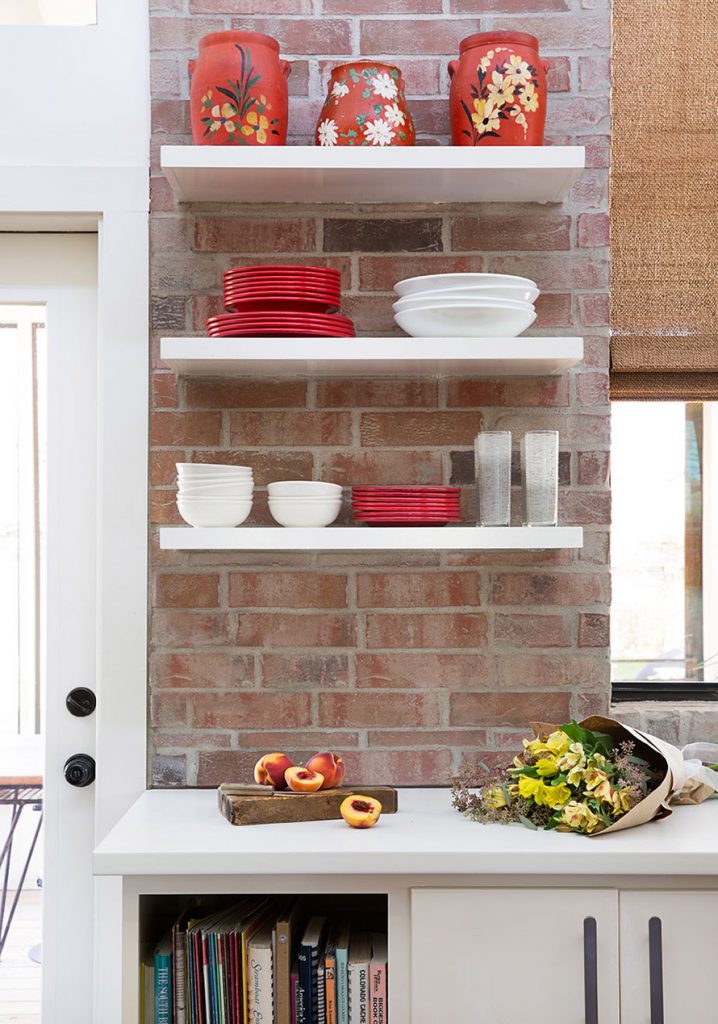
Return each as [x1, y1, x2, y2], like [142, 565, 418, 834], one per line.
[521, 430, 559, 526]
[474, 431, 512, 526]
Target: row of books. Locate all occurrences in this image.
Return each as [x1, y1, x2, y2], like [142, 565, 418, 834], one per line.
[140, 896, 388, 1024]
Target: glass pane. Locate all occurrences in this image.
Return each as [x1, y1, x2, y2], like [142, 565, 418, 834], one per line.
[0, 0, 95, 25]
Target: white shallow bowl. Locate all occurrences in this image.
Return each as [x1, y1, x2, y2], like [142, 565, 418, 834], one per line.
[268, 498, 342, 528]
[393, 283, 539, 307]
[394, 303, 537, 338]
[267, 480, 342, 497]
[177, 497, 253, 528]
[177, 462, 253, 476]
[178, 482, 255, 497]
[393, 295, 535, 314]
[394, 272, 538, 298]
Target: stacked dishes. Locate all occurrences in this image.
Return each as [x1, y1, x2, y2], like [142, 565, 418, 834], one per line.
[392, 273, 540, 338]
[207, 265, 356, 337]
[352, 486, 462, 526]
[176, 463, 254, 527]
[268, 480, 343, 528]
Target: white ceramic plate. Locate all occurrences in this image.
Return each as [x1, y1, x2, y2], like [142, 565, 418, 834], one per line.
[393, 295, 535, 314]
[393, 283, 539, 306]
[394, 303, 537, 338]
[394, 272, 538, 298]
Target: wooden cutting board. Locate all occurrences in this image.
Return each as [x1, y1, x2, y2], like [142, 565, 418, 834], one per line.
[218, 783, 398, 826]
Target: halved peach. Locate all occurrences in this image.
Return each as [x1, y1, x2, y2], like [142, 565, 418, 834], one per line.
[340, 794, 382, 828]
[285, 766, 324, 792]
[305, 751, 346, 790]
[254, 752, 294, 790]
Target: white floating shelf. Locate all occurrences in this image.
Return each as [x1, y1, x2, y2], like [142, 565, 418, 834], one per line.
[161, 337, 583, 378]
[159, 526, 583, 552]
[161, 145, 585, 204]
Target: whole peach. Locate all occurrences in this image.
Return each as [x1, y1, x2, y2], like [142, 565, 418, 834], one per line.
[305, 752, 345, 790]
[254, 752, 294, 790]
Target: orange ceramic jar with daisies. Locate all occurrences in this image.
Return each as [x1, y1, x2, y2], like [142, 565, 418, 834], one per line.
[448, 32, 549, 146]
[189, 31, 290, 145]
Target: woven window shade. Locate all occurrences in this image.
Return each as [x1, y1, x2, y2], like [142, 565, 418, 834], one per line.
[611, 0, 718, 399]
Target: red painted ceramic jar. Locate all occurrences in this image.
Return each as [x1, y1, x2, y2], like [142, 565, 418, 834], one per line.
[449, 32, 549, 146]
[189, 31, 290, 145]
[315, 62, 415, 147]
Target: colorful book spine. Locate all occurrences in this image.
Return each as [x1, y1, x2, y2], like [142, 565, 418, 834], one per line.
[290, 966, 299, 1024]
[369, 961, 386, 1024]
[335, 944, 349, 1024]
[154, 950, 172, 1024]
[324, 953, 336, 1024]
[348, 962, 368, 1024]
[297, 944, 312, 1024]
[248, 942, 274, 1023]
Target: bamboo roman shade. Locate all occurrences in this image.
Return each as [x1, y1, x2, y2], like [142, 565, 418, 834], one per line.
[611, 0, 718, 399]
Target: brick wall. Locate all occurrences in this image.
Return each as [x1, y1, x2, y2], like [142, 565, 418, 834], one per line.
[149, 0, 611, 786]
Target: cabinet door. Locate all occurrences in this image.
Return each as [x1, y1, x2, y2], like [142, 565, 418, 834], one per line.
[620, 891, 718, 1024]
[411, 888, 619, 1024]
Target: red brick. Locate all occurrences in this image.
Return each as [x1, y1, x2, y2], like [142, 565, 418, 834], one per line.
[152, 98, 190, 135]
[193, 217, 316, 253]
[546, 55, 571, 92]
[576, 371, 609, 406]
[229, 572, 347, 609]
[151, 609, 231, 647]
[261, 653, 349, 688]
[190, 449, 314, 485]
[490, 13, 610, 48]
[323, 218, 441, 254]
[317, 451, 443, 486]
[229, 17, 351, 53]
[327, 0, 440, 9]
[367, 728, 488, 747]
[151, 411, 222, 447]
[488, 252, 608, 290]
[235, 730, 360, 749]
[287, 60, 310, 96]
[316, 379, 437, 409]
[490, 572, 607, 607]
[448, 377, 569, 409]
[150, 16, 224, 50]
[357, 572, 481, 608]
[547, 96, 609, 131]
[559, 490, 611, 525]
[578, 612, 609, 647]
[150, 449, 181, 487]
[494, 614, 570, 647]
[341, 748, 453, 785]
[578, 451, 610, 486]
[156, 573, 220, 609]
[152, 372, 178, 408]
[451, 212, 571, 252]
[191, 692, 311, 728]
[154, 729, 233, 750]
[317, 692, 440, 728]
[356, 652, 491, 689]
[579, 531, 610, 566]
[229, 411, 351, 446]
[365, 612, 488, 648]
[359, 254, 486, 291]
[360, 18, 478, 54]
[236, 612, 355, 647]
[452, 0, 566, 7]
[578, 54, 610, 91]
[191, 0, 310, 10]
[361, 411, 482, 447]
[185, 378, 307, 409]
[151, 693, 188, 728]
[197, 750, 262, 786]
[152, 754, 187, 785]
[580, 133, 610, 168]
[578, 212, 609, 248]
[534, 292, 573, 328]
[449, 690, 571, 727]
[150, 176, 176, 213]
[152, 652, 254, 689]
[151, 57, 181, 97]
[339, 294, 397, 335]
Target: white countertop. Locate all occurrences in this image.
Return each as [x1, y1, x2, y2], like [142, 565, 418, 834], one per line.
[93, 788, 718, 877]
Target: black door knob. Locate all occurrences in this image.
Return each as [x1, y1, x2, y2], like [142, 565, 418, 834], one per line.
[66, 687, 96, 718]
[63, 754, 95, 787]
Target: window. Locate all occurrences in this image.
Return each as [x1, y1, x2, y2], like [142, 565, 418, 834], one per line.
[0, 306, 47, 734]
[611, 401, 718, 700]
[0, 0, 95, 25]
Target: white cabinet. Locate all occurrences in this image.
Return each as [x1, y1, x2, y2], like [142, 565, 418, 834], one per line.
[411, 888, 620, 1024]
[620, 891, 718, 1024]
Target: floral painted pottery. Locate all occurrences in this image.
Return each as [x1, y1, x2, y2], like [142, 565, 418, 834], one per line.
[315, 62, 415, 147]
[449, 32, 548, 146]
[189, 31, 290, 145]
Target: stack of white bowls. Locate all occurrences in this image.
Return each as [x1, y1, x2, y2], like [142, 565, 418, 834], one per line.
[267, 480, 342, 528]
[393, 273, 540, 338]
[176, 463, 254, 527]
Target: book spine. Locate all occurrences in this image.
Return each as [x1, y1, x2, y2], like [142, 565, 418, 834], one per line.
[369, 964, 385, 1024]
[291, 974, 299, 1024]
[173, 931, 187, 1024]
[324, 958, 336, 1024]
[154, 953, 172, 1024]
[336, 951, 348, 1024]
[275, 921, 291, 1024]
[248, 944, 274, 1024]
[297, 945, 311, 1024]
[348, 963, 368, 1024]
[316, 952, 325, 1024]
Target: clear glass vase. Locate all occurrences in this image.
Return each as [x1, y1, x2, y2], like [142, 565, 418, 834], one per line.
[521, 430, 559, 526]
[474, 431, 512, 526]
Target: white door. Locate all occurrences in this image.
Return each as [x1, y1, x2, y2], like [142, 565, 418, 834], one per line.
[411, 887, 620, 1024]
[620, 891, 718, 1024]
[0, 233, 98, 1023]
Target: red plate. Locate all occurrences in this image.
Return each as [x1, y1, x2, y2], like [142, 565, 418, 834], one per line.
[225, 265, 340, 277]
[208, 312, 352, 323]
[208, 319, 355, 331]
[208, 328, 356, 338]
[352, 504, 461, 511]
[353, 486, 459, 493]
[223, 280, 340, 294]
[354, 510, 462, 518]
[224, 297, 341, 314]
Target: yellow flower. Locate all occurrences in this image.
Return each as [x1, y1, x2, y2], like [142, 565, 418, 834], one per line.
[584, 766, 610, 792]
[506, 53, 532, 85]
[486, 70, 514, 108]
[520, 82, 539, 113]
[611, 787, 637, 816]
[535, 758, 559, 778]
[517, 776, 570, 808]
[593, 778, 616, 804]
[242, 110, 270, 144]
[546, 730, 572, 756]
[518, 775, 544, 802]
[546, 782, 571, 808]
[471, 97, 501, 135]
[560, 801, 604, 834]
[210, 102, 238, 134]
[482, 786, 508, 810]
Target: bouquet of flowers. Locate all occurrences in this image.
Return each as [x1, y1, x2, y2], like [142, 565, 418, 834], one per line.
[452, 716, 718, 836]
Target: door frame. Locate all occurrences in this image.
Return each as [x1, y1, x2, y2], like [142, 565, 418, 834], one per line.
[0, 166, 149, 1021]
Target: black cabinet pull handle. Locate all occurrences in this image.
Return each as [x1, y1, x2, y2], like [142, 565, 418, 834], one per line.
[583, 916, 598, 1024]
[648, 916, 664, 1024]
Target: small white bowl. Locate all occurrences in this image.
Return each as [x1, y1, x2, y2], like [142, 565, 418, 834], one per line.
[394, 272, 538, 298]
[176, 462, 253, 474]
[267, 480, 342, 497]
[393, 295, 535, 314]
[178, 481, 255, 497]
[394, 303, 536, 338]
[268, 498, 341, 528]
[393, 284, 539, 307]
[177, 497, 253, 528]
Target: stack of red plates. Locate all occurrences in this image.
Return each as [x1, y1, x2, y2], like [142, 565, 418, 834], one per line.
[352, 486, 462, 526]
[207, 312, 355, 338]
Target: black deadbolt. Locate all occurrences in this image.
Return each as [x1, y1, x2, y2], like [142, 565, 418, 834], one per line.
[66, 687, 96, 718]
[63, 754, 96, 788]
